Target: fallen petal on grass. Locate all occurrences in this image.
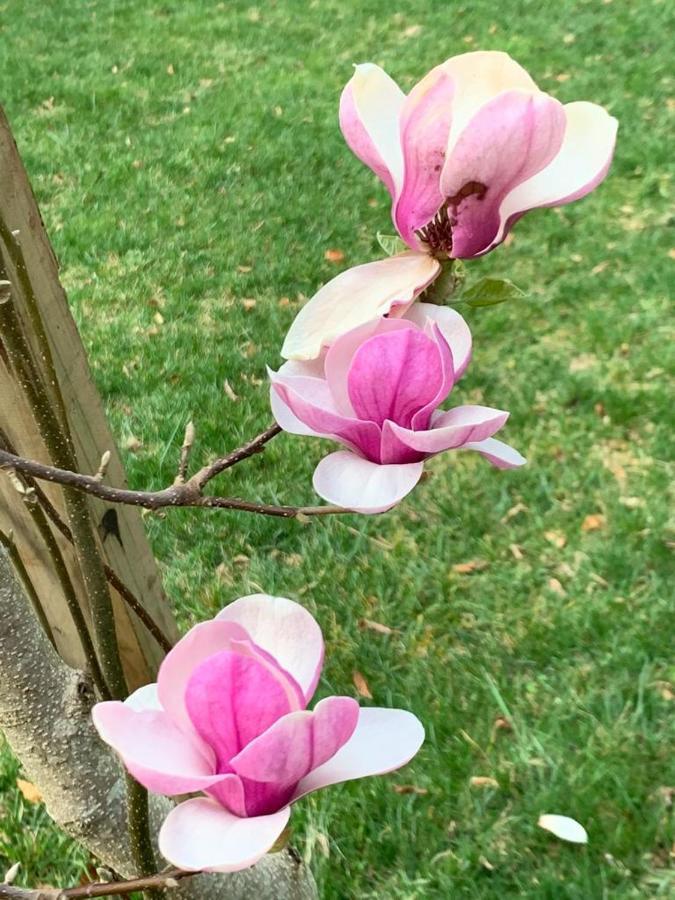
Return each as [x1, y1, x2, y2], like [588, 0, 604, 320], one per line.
[538, 814, 588, 844]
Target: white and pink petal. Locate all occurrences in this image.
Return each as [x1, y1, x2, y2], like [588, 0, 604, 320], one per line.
[461, 437, 527, 468]
[312, 451, 424, 514]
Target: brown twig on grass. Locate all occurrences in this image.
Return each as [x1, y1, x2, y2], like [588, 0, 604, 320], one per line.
[0, 867, 195, 899]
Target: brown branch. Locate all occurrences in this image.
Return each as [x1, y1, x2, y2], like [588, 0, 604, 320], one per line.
[0, 868, 195, 899]
[0, 424, 347, 519]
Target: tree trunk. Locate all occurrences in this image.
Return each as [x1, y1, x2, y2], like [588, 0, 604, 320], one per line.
[0, 548, 317, 899]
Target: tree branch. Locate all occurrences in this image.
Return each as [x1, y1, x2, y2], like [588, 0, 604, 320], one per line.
[0, 868, 194, 899]
[0, 425, 347, 519]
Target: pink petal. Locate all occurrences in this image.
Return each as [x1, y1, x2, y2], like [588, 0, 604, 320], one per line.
[402, 302, 472, 379]
[394, 67, 455, 247]
[347, 327, 445, 429]
[461, 437, 527, 468]
[158, 797, 291, 873]
[124, 683, 162, 712]
[269, 368, 381, 460]
[339, 63, 405, 198]
[293, 707, 424, 801]
[440, 90, 566, 258]
[386, 405, 510, 455]
[489, 101, 618, 251]
[440, 51, 539, 156]
[92, 701, 224, 796]
[216, 594, 324, 704]
[312, 450, 424, 514]
[231, 697, 359, 786]
[185, 651, 295, 770]
[157, 618, 250, 734]
[409, 323, 455, 430]
[280, 252, 440, 361]
[324, 317, 416, 417]
[206, 774, 247, 818]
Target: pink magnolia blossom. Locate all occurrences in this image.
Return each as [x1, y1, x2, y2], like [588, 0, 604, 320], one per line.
[93, 594, 424, 873]
[270, 304, 525, 514]
[340, 50, 618, 259]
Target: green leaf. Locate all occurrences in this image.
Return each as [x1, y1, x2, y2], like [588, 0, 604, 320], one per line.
[461, 277, 525, 308]
[376, 232, 408, 256]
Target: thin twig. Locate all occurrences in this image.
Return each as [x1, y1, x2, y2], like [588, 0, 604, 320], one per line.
[173, 421, 195, 485]
[0, 867, 195, 898]
[0, 428, 347, 519]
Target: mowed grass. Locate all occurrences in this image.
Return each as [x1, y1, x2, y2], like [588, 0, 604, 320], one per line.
[0, 0, 673, 896]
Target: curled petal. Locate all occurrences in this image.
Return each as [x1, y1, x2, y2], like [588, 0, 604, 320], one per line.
[441, 90, 566, 259]
[92, 702, 222, 796]
[293, 707, 425, 801]
[490, 101, 618, 251]
[461, 437, 527, 468]
[312, 450, 424, 514]
[159, 797, 291, 873]
[231, 697, 359, 785]
[394, 67, 454, 247]
[339, 63, 405, 198]
[385, 405, 509, 455]
[402, 302, 472, 379]
[216, 594, 325, 704]
[281, 252, 440, 361]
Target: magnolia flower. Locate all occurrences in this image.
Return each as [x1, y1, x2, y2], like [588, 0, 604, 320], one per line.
[93, 594, 424, 873]
[340, 50, 618, 259]
[270, 305, 525, 513]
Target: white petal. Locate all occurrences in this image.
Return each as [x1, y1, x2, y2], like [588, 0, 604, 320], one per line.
[281, 252, 440, 361]
[124, 683, 162, 712]
[159, 797, 291, 872]
[293, 707, 425, 801]
[312, 451, 424, 514]
[538, 814, 588, 844]
[461, 437, 527, 469]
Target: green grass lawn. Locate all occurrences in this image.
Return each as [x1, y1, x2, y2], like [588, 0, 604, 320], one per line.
[1, 0, 673, 896]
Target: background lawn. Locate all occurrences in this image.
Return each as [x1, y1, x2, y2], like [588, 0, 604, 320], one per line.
[0, 0, 673, 896]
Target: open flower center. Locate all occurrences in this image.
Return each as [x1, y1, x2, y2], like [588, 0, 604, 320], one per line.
[417, 182, 488, 257]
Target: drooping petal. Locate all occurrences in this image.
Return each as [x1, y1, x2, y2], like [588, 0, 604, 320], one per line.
[185, 651, 295, 770]
[461, 437, 527, 468]
[216, 594, 324, 704]
[269, 368, 381, 459]
[157, 619, 250, 734]
[385, 405, 510, 455]
[394, 66, 455, 247]
[293, 707, 424, 801]
[440, 51, 539, 156]
[339, 63, 405, 198]
[280, 252, 440, 361]
[488, 101, 618, 252]
[312, 450, 424, 514]
[159, 797, 291, 873]
[231, 697, 359, 786]
[402, 302, 472, 379]
[440, 90, 566, 258]
[92, 702, 223, 796]
[347, 327, 445, 429]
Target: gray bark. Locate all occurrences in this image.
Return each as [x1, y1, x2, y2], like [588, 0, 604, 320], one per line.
[0, 548, 317, 899]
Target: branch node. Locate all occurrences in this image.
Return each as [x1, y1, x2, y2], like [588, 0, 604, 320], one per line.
[174, 420, 196, 485]
[92, 450, 112, 482]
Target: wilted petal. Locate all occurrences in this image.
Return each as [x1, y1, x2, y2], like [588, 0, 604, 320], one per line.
[339, 63, 405, 198]
[441, 90, 566, 258]
[394, 67, 454, 247]
[216, 594, 325, 704]
[185, 651, 295, 770]
[402, 302, 472, 379]
[281, 252, 440, 361]
[293, 707, 424, 801]
[385, 405, 509, 455]
[491, 101, 618, 251]
[538, 814, 588, 844]
[159, 797, 291, 873]
[461, 437, 527, 469]
[313, 451, 424, 513]
[92, 702, 223, 796]
[231, 697, 359, 785]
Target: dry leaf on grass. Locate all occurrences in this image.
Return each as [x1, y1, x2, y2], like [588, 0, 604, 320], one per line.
[470, 776, 499, 789]
[359, 618, 394, 636]
[324, 249, 345, 263]
[393, 784, 428, 795]
[452, 559, 489, 574]
[582, 513, 606, 532]
[16, 778, 43, 804]
[352, 671, 372, 699]
[544, 531, 567, 549]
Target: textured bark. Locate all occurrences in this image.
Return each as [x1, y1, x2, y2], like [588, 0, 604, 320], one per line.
[0, 548, 317, 900]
